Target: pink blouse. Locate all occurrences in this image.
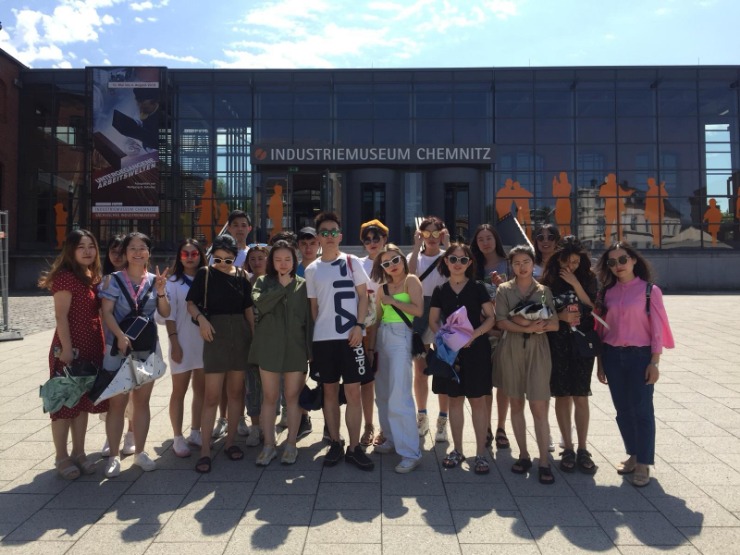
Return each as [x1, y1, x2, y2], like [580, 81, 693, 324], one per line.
[599, 277, 674, 354]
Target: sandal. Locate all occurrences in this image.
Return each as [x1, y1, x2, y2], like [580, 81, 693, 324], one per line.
[576, 449, 597, 475]
[442, 449, 465, 469]
[559, 448, 576, 473]
[55, 457, 80, 480]
[617, 457, 636, 475]
[474, 455, 490, 475]
[494, 428, 510, 450]
[360, 425, 375, 447]
[485, 428, 494, 449]
[373, 430, 385, 446]
[538, 465, 555, 485]
[224, 445, 244, 461]
[74, 453, 96, 475]
[195, 456, 212, 474]
[632, 465, 650, 487]
[511, 457, 532, 474]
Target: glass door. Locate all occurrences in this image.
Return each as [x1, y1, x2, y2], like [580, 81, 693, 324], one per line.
[444, 183, 469, 241]
[361, 182, 386, 223]
[291, 172, 323, 231]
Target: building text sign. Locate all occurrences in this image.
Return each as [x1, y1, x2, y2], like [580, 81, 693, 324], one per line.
[252, 145, 495, 165]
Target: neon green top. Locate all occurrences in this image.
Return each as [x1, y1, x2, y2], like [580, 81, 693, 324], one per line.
[381, 292, 414, 323]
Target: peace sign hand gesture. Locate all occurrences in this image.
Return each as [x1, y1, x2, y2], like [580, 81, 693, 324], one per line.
[155, 265, 170, 296]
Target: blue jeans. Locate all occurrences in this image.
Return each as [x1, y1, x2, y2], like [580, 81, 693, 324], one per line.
[602, 344, 655, 465]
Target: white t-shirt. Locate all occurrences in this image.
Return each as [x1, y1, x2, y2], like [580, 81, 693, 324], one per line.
[156, 275, 204, 374]
[409, 251, 448, 297]
[305, 253, 369, 342]
[360, 256, 381, 293]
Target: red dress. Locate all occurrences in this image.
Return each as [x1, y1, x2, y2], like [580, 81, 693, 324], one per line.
[48, 270, 109, 420]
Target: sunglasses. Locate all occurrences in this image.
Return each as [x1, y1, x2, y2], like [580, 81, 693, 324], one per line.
[447, 255, 470, 265]
[420, 230, 441, 239]
[606, 255, 630, 268]
[213, 257, 235, 265]
[363, 236, 383, 245]
[319, 229, 341, 238]
[247, 243, 268, 249]
[536, 233, 555, 242]
[380, 255, 402, 269]
[180, 251, 200, 259]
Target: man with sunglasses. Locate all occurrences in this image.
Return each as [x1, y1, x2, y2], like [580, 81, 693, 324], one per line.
[304, 212, 374, 471]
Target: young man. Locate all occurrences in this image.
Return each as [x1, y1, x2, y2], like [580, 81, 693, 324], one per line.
[304, 212, 374, 470]
[226, 210, 252, 268]
[296, 227, 319, 278]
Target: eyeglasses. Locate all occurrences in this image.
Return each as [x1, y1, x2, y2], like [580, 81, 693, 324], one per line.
[213, 257, 235, 265]
[363, 236, 383, 245]
[536, 233, 555, 242]
[380, 255, 402, 269]
[318, 229, 341, 238]
[420, 230, 441, 239]
[447, 255, 470, 265]
[606, 255, 630, 268]
[180, 251, 200, 259]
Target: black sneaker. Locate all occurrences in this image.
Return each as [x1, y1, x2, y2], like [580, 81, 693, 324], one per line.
[297, 415, 312, 441]
[324, 440, 344, 467]
[345, 445, 375, 471]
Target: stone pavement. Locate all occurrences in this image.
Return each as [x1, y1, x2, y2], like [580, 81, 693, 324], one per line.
[1, 295, 740, 554]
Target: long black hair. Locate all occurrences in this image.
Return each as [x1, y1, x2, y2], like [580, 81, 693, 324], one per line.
[172, 238, 207, 281]
[596, 241, 653, 294]
[470, 223, 507, 280]
[533, 223, 561, 265]
[541, 236, 595, 289]
[102, 234, 125, 275]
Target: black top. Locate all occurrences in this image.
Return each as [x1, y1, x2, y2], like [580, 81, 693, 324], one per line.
[431, 280, 490, 329]
[186, 266, 253, 315]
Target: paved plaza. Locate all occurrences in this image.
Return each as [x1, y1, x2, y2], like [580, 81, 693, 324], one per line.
[1, 294, 739, 554]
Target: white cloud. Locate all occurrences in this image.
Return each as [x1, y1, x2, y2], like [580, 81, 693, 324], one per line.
[130, 1, 154, 11]
[103, 58, 111, 65]
[135, 17, 144, 23]
[148, 17, 158, 22]
[139, 47, 202, 64]
[54, 60, 73, 68]
[483, 0, 519, 19]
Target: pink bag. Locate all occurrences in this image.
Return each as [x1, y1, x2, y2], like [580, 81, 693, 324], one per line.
[439, 306, 475, 351]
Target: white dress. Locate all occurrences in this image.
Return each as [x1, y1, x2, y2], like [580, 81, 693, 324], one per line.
[158, 275, 204, 374]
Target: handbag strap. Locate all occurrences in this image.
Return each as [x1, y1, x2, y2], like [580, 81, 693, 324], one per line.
[383, 284, 413, 330]
[203, 267, 210, 311]
[418, 256, 440, 282]
[113, 273, 154, 315]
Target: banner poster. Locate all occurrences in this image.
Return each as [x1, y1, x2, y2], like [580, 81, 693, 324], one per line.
[90, 67, 162, 219]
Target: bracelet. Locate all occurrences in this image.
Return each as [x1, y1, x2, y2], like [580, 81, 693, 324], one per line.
[168, 332, 178, 337]
[157, 294, 166, 299]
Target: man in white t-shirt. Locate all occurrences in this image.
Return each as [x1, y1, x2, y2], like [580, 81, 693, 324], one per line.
[304, 212, 374, 471]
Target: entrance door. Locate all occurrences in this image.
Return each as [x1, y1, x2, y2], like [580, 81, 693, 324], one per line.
[361, 182, 386, 223]
[444, 183, 469, 241]
[291, 173, 323, 231]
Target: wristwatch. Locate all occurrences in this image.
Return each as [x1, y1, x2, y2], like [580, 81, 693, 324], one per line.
[354, 323, 366, 330]
[650, 361, 660, 368]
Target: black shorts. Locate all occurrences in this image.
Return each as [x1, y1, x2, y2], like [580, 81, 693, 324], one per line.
[311, 339, 368, 385]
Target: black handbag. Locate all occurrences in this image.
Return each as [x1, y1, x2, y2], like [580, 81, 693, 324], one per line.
[573, 328, 602, 358]
[112, 274, 158, 353]
[383, 284, 426, 357]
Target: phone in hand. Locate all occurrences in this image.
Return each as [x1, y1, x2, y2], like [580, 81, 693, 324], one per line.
[124, 316, 150, 341]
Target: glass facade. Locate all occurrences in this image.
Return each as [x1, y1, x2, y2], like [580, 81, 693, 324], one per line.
[15, 66, 740, 251]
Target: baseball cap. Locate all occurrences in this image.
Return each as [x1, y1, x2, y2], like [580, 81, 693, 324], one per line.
[298, 227, 317, 239]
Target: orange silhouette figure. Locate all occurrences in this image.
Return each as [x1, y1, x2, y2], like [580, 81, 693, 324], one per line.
[54, 202, 68, 249]
[599, 173, 633, 244]
[552, 171, 572, 236]
[644, 177, 668, 247]
[511, 180, 534, 242]
[194, 179, 217, 244]
[268, 184, 284, 239]
[736, 195, 740, 220]
[218, 202, 230, 228]
[495, 178, 515, 221]
[703, 198, 723, 247]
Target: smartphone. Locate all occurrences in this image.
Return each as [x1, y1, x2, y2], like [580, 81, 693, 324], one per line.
[124, 316, 150, 341]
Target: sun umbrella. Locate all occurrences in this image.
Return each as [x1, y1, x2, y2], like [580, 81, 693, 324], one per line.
[39, 369, 96, 414]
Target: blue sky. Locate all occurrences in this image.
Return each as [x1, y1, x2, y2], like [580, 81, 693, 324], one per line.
[1, 0, 738, 69]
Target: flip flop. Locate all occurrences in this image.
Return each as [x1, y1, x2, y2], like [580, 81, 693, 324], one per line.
[195, 456, 212, 473]
[495, 428, 510, 450]
[538, 465, 555, 485]
[224, 445, 244, 461]
[511, 457, 532, 474]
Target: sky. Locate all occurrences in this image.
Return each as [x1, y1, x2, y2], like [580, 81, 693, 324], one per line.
[1, 0, 738, 70]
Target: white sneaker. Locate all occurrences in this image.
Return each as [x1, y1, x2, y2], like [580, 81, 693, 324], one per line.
[172, 435, 191, 458]
[237, 417, 250, 436]
[122, 431, 136, 455]
[395, 457, 421, 473]
[186, 429, 202, 448]
[212, 417, 228, 438]
[244, 425, 263, 447]
[434, 416, 449, 443]
[101, 439, 110, 457]
[417, 413, 429, 436]
[133, 451, 156, 472]
[373, 440, 395, 454]
[278, 410, 289, 428]
[548, 436, 556, 453]
[104, 456, 121, 478]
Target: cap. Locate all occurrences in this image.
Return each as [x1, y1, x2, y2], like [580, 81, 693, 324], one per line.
[298, 227, 317, 239]
[360, 219, 389, 240]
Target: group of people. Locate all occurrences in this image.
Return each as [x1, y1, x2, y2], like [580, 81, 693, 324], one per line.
[41, 209, 673, 487]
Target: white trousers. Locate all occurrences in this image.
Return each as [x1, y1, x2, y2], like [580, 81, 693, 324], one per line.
[375, 323, 421, 460]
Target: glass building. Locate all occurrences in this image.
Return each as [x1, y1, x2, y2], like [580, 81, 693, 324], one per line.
[4, 61, 740, 289]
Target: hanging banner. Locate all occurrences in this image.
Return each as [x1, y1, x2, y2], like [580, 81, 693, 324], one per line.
[89, 67, 163, 219]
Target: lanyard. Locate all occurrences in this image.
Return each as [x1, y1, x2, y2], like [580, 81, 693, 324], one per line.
[121, 272, 149, 312]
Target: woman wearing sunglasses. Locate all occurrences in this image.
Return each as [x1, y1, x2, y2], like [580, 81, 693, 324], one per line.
[595, 242, 674, 487]
[369, 244, 424, 472]
[159, 239, 207, 457]
[533, 224, 561, 280]
[430, 244, 496, 474]
[408, 216, 450, 442]
[187, 234, 255, 473]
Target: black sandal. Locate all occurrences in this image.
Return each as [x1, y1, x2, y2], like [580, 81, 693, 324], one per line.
[195, 456, 211, 474]
[511, 457, 532, 474]
[474, 455, 490, 475]
[576, 449, 597, 475]
[224, 445, 244, 461]
[494, 428, 510, 450]
[539, 465, 555, 485]
[559, 448, 576, 473]
[485, 428, 494, 449]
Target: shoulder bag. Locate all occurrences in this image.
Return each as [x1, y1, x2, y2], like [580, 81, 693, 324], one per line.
[112, 274, 157, 353]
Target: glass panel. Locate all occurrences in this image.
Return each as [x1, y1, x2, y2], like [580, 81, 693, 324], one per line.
[291, 172, 323, 231]
[335, 120, 372, 145]
[617, 144, 657, 170]
[336, 91, 372, 119]
[294, 91, 331, 119]
[256, 92, 293, 119]
[659, 117, 698, 143]
[403, 172, 424, 243]
[454, 119, 491, 144]
[294, 120, 331, 144]
[658, 88, 698, 117]
[497, 146, 535, 172]
[455, 90, 491, 118]
[415, 90, 453, 118]
[254, 120, 292, 143]
[535, 90, 573, 117]
[535, 145, 575, 171]
[699, 88, 737, 116]
[660, 143, 700, 170]
[616, 89, 655, 117]
[415, 119, 452, 144]
[214, 91, 252, 121]
[495, 90, 533, 118]
[178, 90, 212, 119]
[444, 183, 469, 240]
[374, 91, 411, 119]
[374, 119, 411, 145]
[577, 90, 615, 117]
[577, 144, 616, 178]
[496, 118, 533, 143]
[535, 118, 573, 143]
[361, 183, 386, 222]
[577, 118, 615, 144]
[617, 117, 656, 143]
[178, 125, 211, 177]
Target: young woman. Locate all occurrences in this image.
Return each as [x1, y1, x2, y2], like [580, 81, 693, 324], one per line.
[160, 238, 207, 456]
[369, 244, 424, 473]
[596, 242, 674, 487]
[359, 219, 388, 447]
[430, 244, 496, 474]
[471, 223, 511, 451]
[541, 236, 598, 474]
[39, 229, 108, 479]
[250, 240, 311, 465]
[187, 234, 255, 473]
[533, 224, 561, 280]
[495, 245, 559, 484]
[407, 216, 450, 442]
[100, 232, 171, 478]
